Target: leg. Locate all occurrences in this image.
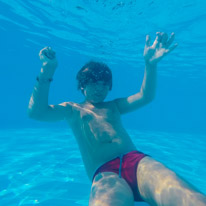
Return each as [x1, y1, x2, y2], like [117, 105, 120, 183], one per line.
[136, 156, 206, 206]
[89, 172, 134, 206]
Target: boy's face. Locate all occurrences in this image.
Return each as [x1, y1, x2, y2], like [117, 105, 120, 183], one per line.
[82, 81, 110, 104]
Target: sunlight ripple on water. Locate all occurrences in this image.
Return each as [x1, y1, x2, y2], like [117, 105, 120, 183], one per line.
[0, 0, 206, 76]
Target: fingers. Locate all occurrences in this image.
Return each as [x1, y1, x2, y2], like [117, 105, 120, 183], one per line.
[166, 32, 175, 48]
[151, 32, 177, 50]
[151, 32, 161, 49]
[39, 47, 56, 60]
[154, 32, 168, 48]
[165, 32, 178, 53]
[161, 33, 168, 45]
[166, 43, 178, 54]
[145, 35, 150, 47]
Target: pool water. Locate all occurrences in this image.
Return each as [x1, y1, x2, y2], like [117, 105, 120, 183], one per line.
[0, 128, 205, 205]
[0, 0, 206, 205]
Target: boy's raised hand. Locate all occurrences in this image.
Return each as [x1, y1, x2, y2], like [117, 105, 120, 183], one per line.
[144, 32, 178, 65]
[39, 47, 58, 77]
[39, 47, 58, 67]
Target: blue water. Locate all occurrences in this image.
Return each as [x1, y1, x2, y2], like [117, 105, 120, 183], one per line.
[0, 0, 206, 205]
[0, 128, 205, 205]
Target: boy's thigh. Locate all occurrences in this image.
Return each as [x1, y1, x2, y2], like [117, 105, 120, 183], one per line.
[89, 172, 134, 206]
[136, 156, 206, 206]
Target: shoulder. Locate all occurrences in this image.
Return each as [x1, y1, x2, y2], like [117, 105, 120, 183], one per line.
[59, 101, 75, 107]
[104, 100, 120, 112]
[56, 101, 76, 117]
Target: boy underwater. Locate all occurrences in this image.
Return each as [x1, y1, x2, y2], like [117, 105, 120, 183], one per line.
[28, 32, 206, 206]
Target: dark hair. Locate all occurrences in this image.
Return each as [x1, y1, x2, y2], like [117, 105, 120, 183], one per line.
[76, 61, 112, 91]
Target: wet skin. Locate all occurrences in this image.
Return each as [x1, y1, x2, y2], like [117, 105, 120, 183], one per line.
[28, 33, 206, 205]
[69, 81, 137, 179]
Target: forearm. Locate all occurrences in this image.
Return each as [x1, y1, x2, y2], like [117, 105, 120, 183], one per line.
[28, 66, 54, 119]
[140, 62, 157, 102]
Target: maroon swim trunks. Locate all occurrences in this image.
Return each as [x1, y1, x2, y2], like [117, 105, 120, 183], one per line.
[92, 150, 147, 202]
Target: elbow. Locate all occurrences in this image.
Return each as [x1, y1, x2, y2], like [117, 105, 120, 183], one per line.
[27, 105, 51, 121]
[140, 87, 156, 104]
[143, 93, 155, 104]
[27, 100, 37, 119]
[27, 108, 37, 119]
[27, 108, 42, 120]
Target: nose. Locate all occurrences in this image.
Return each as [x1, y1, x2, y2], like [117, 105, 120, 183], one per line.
[94, 84, 104, 92]
[94, 88, 102, 94]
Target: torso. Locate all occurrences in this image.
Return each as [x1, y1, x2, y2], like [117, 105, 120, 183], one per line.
[67, 101, 136, 181]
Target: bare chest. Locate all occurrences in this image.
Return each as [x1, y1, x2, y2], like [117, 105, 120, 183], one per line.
[73, 102, 120, 124]
[70, 102, 123, 143]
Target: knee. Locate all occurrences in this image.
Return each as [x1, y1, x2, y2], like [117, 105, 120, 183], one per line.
[89, 173, 134, 206]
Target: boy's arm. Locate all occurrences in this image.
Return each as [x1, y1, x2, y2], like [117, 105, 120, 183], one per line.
[28, 47, 73, 122]
[114, 32, 178, 114]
